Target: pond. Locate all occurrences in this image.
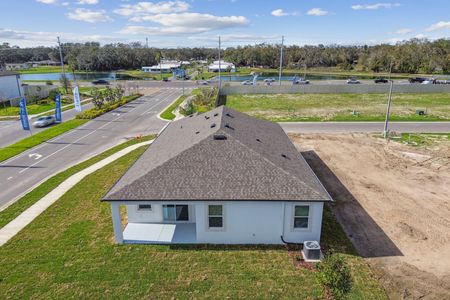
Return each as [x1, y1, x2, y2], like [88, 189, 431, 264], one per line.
[21, 72, 136, 81]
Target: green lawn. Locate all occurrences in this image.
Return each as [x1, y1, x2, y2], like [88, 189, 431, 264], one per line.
[226, 93, 450, 122]
[0, 98, 72, 117]
[0, 147, 386, 299]
[0, 119, 88, 163]
[159, 94, 188, 120]
[0, 136, 155, 229]
[390, 133, 450, 146]
[18, 66, 67, 74]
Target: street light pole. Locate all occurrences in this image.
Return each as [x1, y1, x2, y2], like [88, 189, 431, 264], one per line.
[57, 36, 67, 93]
[279, 35, 284, 86]
[218, 36, 222, 90]
[383, 80, 394, 138]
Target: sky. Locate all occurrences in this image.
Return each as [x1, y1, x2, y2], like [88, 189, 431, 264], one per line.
[1, 0, 450, 48]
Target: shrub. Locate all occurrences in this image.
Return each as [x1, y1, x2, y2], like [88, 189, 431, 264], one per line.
[316, 254, 353, 300]
[46, 80, 53, 86]
[48, 89, 59, 101]
[76, 94, 141, 120]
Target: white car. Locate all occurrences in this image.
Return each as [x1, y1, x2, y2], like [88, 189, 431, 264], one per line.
[33, 115, 56, 128]
[346, 78, 361, 84]
[264, 78, 276, 83]
[293, 78, 310, 85]
[241, 80, 253, 86]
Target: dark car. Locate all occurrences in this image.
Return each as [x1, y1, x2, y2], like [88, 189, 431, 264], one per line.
[92, 79, 109, 85]
[374, 77, 389, 83]
[162, 77, 169, 82]
[408, 77, 427, 84]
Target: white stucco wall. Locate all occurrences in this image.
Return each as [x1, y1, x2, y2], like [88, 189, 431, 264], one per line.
[0, 75, 23, 101]
[126, 203, 196, 223]
[195, 201, 324, 244]
[123, 201, 324, 244]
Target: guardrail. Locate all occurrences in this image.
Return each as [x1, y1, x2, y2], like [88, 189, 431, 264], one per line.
[219, 84, 450, 95]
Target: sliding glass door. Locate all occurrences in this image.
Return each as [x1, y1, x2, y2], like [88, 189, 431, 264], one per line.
[163, 205, 189, 222]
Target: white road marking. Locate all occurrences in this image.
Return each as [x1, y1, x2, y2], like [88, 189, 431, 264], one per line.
[18, 90, 179, 174]
[28, 153, 43, 160]
[139, 91, 177, 116]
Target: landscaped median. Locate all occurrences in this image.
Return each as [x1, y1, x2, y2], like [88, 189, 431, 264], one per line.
[0, 93, 142, 163]
[0, 137, 385, 299]
[0, 119, 88, 163]
[159, 88, 216, 120]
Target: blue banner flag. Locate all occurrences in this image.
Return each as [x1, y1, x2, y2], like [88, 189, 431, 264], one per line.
[73, 86, 82, 112]
[19, 97, 30, 131]
[55, 93, 62, 122]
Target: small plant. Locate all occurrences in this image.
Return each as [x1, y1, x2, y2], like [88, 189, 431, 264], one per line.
[48, 89, 59, 101]
[45, 80, 53, 86]
[316, 253, 353, 300]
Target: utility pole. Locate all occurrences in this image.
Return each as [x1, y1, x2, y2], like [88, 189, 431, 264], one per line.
[218, 36, 222, 90]
[383, 80, 394, 138]
[146, 37, 148, 48]
[278, 35, 284, 86]
[57, 36, 67, 93]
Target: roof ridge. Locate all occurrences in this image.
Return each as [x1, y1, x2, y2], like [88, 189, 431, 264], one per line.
[229, 135, 325, 199]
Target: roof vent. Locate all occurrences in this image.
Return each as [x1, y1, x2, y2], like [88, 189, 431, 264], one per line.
[189, 115, 194, 118]
[224, 124, 234, 130]
[210, 123, 216, 128]
[281, 154, 290, 159]
[226, 113, 234, 118]
[213, 134, 227, 140]
[205, 116, 210, 120]
[195, 131, 200, 134]
[256, 138, 261, 142]
[214, 113, 219, 117]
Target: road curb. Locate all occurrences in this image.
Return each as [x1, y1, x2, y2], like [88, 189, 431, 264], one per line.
[0, 140, 153, 247]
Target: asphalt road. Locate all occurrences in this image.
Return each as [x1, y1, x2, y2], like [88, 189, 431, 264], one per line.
[0, 102, 94, 148]
[0, 89, 181, 210]
[280, 121, 450, 133]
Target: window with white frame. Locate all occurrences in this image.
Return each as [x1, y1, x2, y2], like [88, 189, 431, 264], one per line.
[208, 205, 223, 229]
[137, 204, 152, 211]
[293, 205, 309, 229]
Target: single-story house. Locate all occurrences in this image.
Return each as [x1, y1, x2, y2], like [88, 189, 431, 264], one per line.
[0, 71, 24, 104]
[103, 106, 332, 244]
[208, 61, 236, 72]
[27, 60, 59, 67]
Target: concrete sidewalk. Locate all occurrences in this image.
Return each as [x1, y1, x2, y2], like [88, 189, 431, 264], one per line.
[0, 140, 152, 247]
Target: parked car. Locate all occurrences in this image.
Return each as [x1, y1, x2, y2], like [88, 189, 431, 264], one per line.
[197, 80, 209, 85]
[33, 115, 55, 128]
[162, 77, 169, 82]
[241, 80, 253, 86]
[408, 77, 427, 84]
[421, 79, 436, 84]
[264, 78, 275, 83]
[91, 79, 109, 85]
[293, 78, 310, 85]
[374, 77, 388, 84]
[346, 77, 361, 84]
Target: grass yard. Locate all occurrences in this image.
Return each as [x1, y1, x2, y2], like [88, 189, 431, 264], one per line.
[0, 136, 155, 229]
[18, 66, 65, 74]
[226, 93, 450, 122]
[0, 146, 386, 299]
[0, 98, 71, 117]
[0, 119, 88, 163]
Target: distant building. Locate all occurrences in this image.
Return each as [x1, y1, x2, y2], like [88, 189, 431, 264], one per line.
[27, 60, 59, 67]
[0, 71, 24, 105]
[208, 61, 236, 72]
[142, 60, 183, 73]
[5, 63, 30, 71]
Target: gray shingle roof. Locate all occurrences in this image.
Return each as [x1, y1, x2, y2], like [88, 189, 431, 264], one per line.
[103, 106, 331, 202]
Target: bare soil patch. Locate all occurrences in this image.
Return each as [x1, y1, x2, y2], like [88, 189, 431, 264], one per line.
[290, 133, 450, 299]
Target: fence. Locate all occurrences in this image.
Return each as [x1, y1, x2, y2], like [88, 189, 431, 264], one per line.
[220, 84, 450, 96]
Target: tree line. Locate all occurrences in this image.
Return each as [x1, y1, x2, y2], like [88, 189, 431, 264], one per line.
[1, 38, 449, 74]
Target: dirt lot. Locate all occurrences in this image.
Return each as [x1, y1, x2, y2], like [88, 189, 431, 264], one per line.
[290, 133, 450, 299]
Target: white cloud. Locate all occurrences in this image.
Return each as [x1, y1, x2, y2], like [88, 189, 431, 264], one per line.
[120, 13, 248, 35]
[426, 21, 450, 31]
[36, 0, 58, 4]
[271, 9, 299, 17]
[67, 8, 112, 23]
[307, 8, 328, 16]
[390, 28, 412, 35]
[414, 34, 426, 39]
[351, 3, 400, 10]
[114, 1, 189, 16]
[0, 27, 122, 46]
[77, 0, 99, 4]
[62, 2, 70, 6]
